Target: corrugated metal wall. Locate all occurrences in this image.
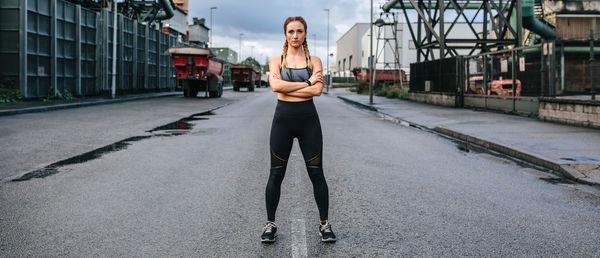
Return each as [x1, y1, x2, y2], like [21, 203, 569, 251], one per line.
[26, 0, 52, 97]
[80, 7, 97, 95]
[410, 56, 462, 93]
[0, 0, 179, 99]
[0, 0, 20, 90]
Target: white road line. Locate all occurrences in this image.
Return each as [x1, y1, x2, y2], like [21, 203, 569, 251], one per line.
[291, 218, 308, 258]
[292, 150, 308, 258]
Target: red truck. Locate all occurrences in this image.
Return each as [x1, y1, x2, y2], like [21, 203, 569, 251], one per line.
[352, 68, 407, 84]
[169, 47, 225, 98]
[466, 76, 522, 96]
[231, 66, 261, 91]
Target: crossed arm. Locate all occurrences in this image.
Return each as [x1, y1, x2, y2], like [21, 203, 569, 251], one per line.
[268, 56, 324, 98]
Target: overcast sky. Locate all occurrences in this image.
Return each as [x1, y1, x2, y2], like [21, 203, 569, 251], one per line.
[187, 0, 392, 64]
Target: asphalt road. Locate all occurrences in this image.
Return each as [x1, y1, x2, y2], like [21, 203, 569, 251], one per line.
[1, 88, 600, 256]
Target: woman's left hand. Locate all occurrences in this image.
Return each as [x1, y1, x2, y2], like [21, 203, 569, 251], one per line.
[309, 71, 323, 86]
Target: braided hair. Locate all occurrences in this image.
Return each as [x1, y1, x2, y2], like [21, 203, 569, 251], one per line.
[282, 16, 313, 70]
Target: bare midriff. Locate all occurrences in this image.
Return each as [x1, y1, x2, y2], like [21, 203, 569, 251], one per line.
[277, 93, 312, 102]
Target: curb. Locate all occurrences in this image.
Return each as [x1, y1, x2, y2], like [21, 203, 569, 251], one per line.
[433, 127, 598, 185]
[337, 96, 379, 111]
[337, 95, 600, 185]
[0, 92, 181, 116]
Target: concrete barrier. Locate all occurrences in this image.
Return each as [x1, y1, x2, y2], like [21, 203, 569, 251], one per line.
[408, 92, 456, 107]
[538, 98, 600, 129]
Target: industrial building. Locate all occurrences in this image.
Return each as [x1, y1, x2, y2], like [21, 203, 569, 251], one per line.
[188, 17, 210, 47]
[0, 0, 213, 99]
[210, 47, 238, 85]
[336, 21, 483, 78]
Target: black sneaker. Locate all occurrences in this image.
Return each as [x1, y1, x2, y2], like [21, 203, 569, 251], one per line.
[319, 221, 336, 243]
[261, 221, 277, 243]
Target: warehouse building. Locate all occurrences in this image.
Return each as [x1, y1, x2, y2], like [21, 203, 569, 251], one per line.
[336, 21, 483, 78]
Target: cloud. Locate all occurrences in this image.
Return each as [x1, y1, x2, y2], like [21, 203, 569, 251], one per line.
[187, 0, 390, 63]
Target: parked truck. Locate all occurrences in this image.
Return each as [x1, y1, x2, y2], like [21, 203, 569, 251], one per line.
[169, 47, 225, 98]
[466, 76, 522, 96]
[231, 66, 261, 91]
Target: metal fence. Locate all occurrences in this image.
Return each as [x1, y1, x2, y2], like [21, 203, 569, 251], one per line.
[410, 56, 462, 93]
[462, 35, 599, 114]
[407, 33, 599, 114]
[0, 0, 180, 99]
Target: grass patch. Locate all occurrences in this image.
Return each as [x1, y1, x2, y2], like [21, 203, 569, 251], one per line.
[350, 80, 409, 100]
[0, 89, 22, 103]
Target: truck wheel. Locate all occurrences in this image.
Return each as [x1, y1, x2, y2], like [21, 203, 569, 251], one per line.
[183, 80, 190, 97]
[209, 84, 222, 98]
[190, 86, 199, 97]
[248, 84, 255, 92]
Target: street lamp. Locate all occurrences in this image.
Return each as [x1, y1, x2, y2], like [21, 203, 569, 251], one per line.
[311, 33, 316, 55]
[210, 6, 217, 47]
[239, 33, 244, 62]
[323, 8, 330, 92]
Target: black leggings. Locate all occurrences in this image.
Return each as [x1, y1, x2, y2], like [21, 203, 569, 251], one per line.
[266, 99, 329, 221]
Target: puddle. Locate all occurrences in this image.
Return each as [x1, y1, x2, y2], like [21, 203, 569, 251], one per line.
[539, 177, 574, 185]
[12, 136, 151, 182]
[147, 111, 213, 133]
[560, 156, 599, 162]
[12, 111, 217, 182]
[12, 168, 60, 182]
[454, 140, 483, 154]
[560, 158, 576, 161]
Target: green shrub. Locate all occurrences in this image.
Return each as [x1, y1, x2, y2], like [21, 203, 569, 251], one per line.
[398, 87, 409, 99]
[0, 89, 22, 103]
[374, 89, 386, 96]
[352, 80, 388, 95]
[386, 87, 400, 98]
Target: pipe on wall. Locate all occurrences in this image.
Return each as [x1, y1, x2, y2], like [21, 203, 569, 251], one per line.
[154, 0, 175, 20]
[522, 0, 556, 39]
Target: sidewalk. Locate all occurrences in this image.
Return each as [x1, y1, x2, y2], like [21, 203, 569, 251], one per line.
[0, 92, 178, 116]
[0, 86, 233, 116]
[330, 88, 600, 185]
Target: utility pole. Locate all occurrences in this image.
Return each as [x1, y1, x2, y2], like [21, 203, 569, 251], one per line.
[111, 0, 117, 99]
[239, 33, 244, 62]
[324, 8, 330, 93]
[210, 6, 216, 47]
[312, 33, 316, 54]
[369, 0, 373, 104]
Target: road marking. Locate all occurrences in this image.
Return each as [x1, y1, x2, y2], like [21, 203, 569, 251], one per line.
[291, 150, 307, 258]
[291, 218, 308, 258]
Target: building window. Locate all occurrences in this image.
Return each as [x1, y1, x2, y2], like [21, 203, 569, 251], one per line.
[349, 55, 352, 71]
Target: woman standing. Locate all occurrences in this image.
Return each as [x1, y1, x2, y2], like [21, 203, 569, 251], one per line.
[261, 16, 336, 243]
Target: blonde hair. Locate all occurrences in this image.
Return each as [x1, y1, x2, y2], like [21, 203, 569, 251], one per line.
[282, 16, 313, 70]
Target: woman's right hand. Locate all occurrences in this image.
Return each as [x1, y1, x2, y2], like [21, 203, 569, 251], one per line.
[309, 71, 324, 86]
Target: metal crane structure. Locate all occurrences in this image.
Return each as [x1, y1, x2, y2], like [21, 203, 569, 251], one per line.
[373, 12, 403, 87]
[66, 0, 175, 24]
[117, 0, 175, 24]
[382, 0, 528, 62]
